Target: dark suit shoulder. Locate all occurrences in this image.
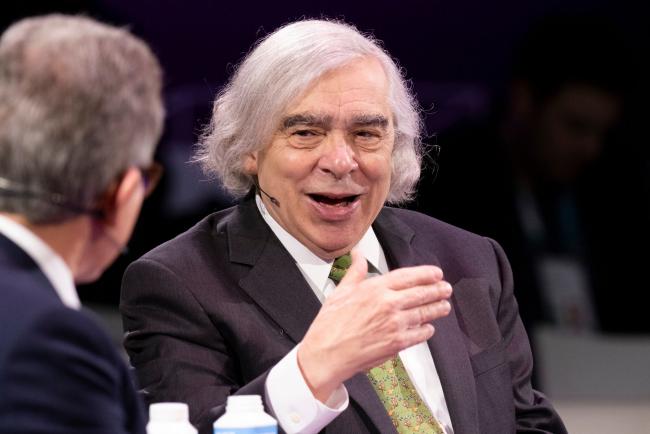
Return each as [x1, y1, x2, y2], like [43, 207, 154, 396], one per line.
[0, 303, 145, 434]
[122, 203, 260, 321]
[2, 302, 120, 371]
[0, 269, 66, 360]
[380, 206, 492, 250]
[378, 206, 505, 284]
[382, 206, 481, 237]
[128, 201, 269, 288]
[135, 205, 240, 270]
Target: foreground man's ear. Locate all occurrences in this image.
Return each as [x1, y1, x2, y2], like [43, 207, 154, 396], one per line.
[94, 167, 144, 225]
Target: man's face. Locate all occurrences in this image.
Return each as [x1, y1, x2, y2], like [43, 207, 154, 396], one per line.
[245, 56, 394, 260]
[528, 84, 621, 183]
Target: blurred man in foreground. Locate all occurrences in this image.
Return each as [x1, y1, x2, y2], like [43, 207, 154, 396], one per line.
[0, 14, 164, 433]
[122, 19, 566, 434]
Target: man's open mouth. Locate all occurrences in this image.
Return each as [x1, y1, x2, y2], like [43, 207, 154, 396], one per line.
[308, 193, 361, 206]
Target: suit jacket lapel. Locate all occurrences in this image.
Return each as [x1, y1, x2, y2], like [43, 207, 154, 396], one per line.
[426, 306, 479, 434]
[345, 374, 398, 433]
[374, 209, 479, 434]
[226, 199, 322, 344]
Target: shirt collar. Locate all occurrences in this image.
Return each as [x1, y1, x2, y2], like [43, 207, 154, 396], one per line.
[255, 195, 387, 293]
[0, 214, 80, 309]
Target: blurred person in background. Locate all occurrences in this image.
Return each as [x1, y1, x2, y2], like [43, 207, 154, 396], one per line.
[414, 13, 650, 336]
[0, 14, 164, 433]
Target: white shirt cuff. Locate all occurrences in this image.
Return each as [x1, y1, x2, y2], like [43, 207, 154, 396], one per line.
[265, 345, 348, 433]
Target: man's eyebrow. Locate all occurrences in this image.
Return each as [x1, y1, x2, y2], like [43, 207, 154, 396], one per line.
[281, 113, 332, 129]
[281, 113, 390, 130]
[350, 114, 389, 129]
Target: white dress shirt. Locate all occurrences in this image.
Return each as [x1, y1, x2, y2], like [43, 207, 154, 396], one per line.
[0, 214, 80, 310]
[257, 196, 453, 434]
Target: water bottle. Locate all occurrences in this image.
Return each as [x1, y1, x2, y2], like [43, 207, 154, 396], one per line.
[147, 402, 198, 434]
[213, 395, 277, 434]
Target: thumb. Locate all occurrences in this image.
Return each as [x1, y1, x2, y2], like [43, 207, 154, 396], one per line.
[339, 247, 367, 287]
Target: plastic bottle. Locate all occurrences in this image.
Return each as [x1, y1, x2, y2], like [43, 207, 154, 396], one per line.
[213, 395, 277, 434]
[147, 402, 198, 434]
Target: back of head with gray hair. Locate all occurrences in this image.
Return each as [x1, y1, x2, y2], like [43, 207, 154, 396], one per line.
[195, 19, 423, 204]
[0, 14, 164, 223]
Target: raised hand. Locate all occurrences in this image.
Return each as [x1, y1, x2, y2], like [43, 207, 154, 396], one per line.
[297, 248, 452, 402]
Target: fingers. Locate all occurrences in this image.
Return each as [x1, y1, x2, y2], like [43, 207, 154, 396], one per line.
[380, 265, 443, 290]
[403, 298, 452, 327]
[338, 247, 367, 287]
[364, 323, 436, 369]
[394, 322, 436, 349]
[398, 280, 453, 310]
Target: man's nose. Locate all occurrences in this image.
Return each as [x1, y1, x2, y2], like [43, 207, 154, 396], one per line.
[317, 134, 358, 179]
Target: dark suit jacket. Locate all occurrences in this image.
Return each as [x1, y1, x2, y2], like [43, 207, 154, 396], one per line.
[121, 198, 566, 434]
[0, 234, 146, 434]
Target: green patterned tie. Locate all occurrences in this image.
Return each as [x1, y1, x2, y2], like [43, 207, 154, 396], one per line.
[328, 253, 352, 284]
[328, 254, 445, 434]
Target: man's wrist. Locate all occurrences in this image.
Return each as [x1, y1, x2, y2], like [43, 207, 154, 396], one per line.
[266, 345, 348, 433]
[297, 341, 349, 403]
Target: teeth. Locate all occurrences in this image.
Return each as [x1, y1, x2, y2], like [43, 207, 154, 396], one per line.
[310, 194, 358, 205]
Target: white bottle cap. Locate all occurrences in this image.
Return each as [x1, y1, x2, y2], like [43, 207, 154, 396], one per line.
[149, 402, 190, 423]
[225, 395, 263, 412]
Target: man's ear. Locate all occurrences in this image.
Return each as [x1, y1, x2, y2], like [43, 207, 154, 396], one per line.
[96, 167, 143, 224]
[243, 151, 259, 175]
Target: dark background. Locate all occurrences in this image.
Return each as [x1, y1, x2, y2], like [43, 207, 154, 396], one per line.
[2, 0, 648, 319]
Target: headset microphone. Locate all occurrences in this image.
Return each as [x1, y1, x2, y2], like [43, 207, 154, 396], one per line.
[254, 180, 280, 207]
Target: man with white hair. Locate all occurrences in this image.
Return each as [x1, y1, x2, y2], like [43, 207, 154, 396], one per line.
[121, 19, 566, 434]
[0, 14, 164, 433]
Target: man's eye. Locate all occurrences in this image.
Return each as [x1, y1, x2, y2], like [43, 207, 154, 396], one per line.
[287, 129, 323, 148]
[355, 129, 384, 138]
[294, 129, 318, 137]
[354, 130, 382, 145]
